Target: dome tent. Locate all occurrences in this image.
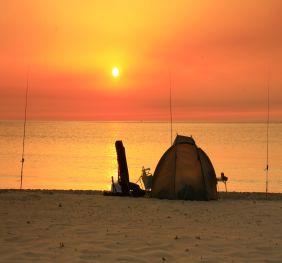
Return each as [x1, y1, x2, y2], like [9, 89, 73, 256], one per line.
[151, 135, 218, 201]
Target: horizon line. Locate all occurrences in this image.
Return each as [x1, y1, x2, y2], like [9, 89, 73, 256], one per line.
[0, 119, 281, 124]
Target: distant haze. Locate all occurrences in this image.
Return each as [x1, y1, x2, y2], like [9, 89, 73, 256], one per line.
[1, 0, 282, 121]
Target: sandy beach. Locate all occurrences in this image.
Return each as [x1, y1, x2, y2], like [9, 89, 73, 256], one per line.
[0, 190, 281, 262]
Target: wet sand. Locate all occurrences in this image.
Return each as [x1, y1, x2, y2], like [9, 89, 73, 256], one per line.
[0, 190, 281, 262]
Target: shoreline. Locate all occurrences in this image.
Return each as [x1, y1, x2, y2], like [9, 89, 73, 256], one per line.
[1, 189, 282, 200]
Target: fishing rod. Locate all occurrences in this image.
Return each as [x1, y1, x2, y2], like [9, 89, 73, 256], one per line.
[265, 72, 270, 199]
[169, 73, 173, 146]
[20, 71, 29, 190]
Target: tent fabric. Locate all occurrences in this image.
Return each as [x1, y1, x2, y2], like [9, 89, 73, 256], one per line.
[198, 148, 218, 200]
[173, 135, 195, 145]
[151, 135, 218, 201]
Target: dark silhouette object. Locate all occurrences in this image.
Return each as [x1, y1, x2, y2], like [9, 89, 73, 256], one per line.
[136, 167, 153, 191]
[104, 141, 145, 197]
[115, 140, 130, 195]
[217, 172, 228, 192]
[151, 135, 218, 201]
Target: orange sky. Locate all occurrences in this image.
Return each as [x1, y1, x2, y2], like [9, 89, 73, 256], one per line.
[1, 0, 282, 121]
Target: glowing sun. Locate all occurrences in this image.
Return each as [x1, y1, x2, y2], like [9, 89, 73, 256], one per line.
[112, 67, 119, 78]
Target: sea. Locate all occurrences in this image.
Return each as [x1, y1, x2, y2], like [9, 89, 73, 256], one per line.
[0, 121, 281, 193]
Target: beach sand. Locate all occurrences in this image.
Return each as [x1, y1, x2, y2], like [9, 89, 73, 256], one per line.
[0, 190, 281, 262]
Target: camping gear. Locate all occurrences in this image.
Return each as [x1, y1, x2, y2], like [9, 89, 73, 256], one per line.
[136, 167, 153, 191]
[217, 172, 228, 192]
[115, 140, 130, 195]
[151, 135, 218, 201]
[104, 141, 145, 197]
[111, 176, 122, 193]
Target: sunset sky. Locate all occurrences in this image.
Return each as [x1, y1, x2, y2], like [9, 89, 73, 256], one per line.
[1, 0, 281, 121]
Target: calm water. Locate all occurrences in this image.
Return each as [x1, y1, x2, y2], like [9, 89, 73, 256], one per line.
[0, 121, 281, 192]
